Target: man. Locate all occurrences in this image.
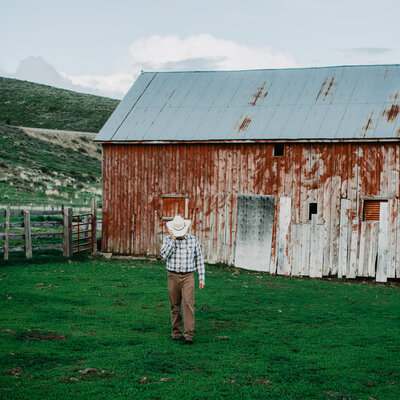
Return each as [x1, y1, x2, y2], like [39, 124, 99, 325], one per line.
[160, 215, 205, 345]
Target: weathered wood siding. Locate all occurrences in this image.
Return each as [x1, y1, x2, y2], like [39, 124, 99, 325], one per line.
[101, 142, 400, 278]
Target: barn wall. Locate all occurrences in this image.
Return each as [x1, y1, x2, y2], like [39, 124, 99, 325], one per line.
[101, 142, 400, 278]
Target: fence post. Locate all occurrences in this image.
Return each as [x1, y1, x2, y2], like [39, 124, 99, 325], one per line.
[63, 207, 73, 257]
[4, 205, 10, 260]
[91, 198, 97, 254]
[23, 210, 32, 259]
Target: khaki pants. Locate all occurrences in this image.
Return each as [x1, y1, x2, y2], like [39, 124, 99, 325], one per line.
[167, 271, 195, 339]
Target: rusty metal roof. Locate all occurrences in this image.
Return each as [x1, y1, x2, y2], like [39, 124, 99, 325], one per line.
[95, 65, 400, 142]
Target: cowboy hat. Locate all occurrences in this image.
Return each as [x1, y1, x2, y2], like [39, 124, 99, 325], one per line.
[167, 215, 191, 237]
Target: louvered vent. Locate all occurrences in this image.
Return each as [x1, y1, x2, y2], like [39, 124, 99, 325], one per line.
[363, 200, 387, 221]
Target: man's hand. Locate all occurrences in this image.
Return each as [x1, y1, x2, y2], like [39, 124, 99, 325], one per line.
[199, 280, 205, 290]
[167, 228, 176, 240]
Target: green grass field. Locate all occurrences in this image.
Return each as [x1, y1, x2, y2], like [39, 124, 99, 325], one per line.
[0, 253, 399, 400]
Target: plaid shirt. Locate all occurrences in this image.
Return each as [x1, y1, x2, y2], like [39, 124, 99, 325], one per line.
[160, 233, 205, 281]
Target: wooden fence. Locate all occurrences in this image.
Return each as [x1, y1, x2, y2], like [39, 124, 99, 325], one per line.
[0, 199, 100, 259]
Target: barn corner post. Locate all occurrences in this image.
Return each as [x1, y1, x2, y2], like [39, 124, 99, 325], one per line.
[91, 198, 98, 255]
[63, 207, 73, 257]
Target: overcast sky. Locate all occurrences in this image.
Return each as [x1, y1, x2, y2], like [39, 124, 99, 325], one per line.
[1, 0, 399, 99]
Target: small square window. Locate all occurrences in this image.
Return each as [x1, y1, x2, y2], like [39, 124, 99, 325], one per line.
[309, 203, 318, 220]
[274, 143, 284, 157]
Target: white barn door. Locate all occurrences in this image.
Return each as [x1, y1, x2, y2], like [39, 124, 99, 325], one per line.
[234, 194, 275, 271]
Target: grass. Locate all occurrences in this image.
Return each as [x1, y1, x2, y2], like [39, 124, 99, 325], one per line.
[0, 123, 101, 204]
[0, 77, 119, 132]
[0, 254, 399, 400]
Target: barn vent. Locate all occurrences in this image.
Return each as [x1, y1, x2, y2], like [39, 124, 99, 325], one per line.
[363, 200, 387, 221]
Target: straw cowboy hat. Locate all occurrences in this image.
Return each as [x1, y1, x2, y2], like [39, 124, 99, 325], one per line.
[167, 215, 191, 237]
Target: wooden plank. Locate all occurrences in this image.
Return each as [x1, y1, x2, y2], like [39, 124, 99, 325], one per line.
[330, 176, 341, 275]
[309, 215, 323, 278]
[348, 219, 359, 279]
[24, 210, 32, 259]
[33, 244, 62, 250]
[0, 209, 62, 217]
[276, 196, 291, 276]
[29, 210, 63, 216]
[131, 214, 135, 255]
[358, 222, 367, 277]
[338, 199, 350, 278]
[0, 245, 24, 252]
[376, 202, 389, 282]
[322, 177, 332, 275]
[63, 207, 73, 257]
[300, 223, 310, 276]
[268, 197, 279, 274]
[387, 198, 397, 278]
[290, 224, 300, 276]
[367, 222, 379, 277]
[396, 200, 400, 278]
[4, 205, 10, 260]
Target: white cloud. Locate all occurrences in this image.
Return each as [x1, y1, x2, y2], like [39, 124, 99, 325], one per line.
[2, 35, 296, 99]
[128, 34, 296, 71]
[67, 34, 296, 98]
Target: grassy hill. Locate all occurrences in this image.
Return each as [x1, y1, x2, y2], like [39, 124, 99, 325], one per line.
[0, 77, 119, 132]
[0, 77, 120, 205]
[0, 124, 102, 205]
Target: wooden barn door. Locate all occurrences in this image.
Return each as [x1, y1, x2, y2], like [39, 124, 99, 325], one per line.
[234, 194, 275, 271]
[161, 195, 189, 238]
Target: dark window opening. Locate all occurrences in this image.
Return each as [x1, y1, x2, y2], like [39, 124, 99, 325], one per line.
[364, 199, 387, 221]
[309, 203, 318, 220]
[274, 143, 284, 157]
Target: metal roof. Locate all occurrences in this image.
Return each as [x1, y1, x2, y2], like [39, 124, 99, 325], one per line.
[95, 65, 400, 142]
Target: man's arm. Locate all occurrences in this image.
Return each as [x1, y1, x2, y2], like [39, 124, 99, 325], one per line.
[160, 234, 176, 259]
[194, 237, 205, 289]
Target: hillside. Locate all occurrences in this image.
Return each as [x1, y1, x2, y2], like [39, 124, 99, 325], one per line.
[0, 123, 101, 205]
[0, 77, 121, 205]
[0, 76, 119, 132]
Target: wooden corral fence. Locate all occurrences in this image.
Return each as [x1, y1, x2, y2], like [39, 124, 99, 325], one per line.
[0, 199, 100, 259]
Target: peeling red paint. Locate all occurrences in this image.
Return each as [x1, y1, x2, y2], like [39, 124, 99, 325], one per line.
[249, 82, 267, 106]
[382, 104, 400, 122]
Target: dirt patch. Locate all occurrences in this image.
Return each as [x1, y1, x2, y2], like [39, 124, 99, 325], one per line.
[257, 281, 290, 287]
[26, 333, 67, 341]
[20, 127, 100, 159]
[2, 367, 23, 376]
[60, 368, 115, 383]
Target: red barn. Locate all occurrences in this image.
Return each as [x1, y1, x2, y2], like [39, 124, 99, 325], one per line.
[95, 65, 400, 282]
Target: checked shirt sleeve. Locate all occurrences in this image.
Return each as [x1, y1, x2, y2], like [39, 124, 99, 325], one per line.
[160, 235, 176, 259]
[193, 237, 205, 282]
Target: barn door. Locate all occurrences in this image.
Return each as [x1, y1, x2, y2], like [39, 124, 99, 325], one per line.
[234, 194, 275, 271]
[161, 195, 189, 237]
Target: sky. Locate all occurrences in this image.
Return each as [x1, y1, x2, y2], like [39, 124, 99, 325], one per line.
[1, 0, 399, 99]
